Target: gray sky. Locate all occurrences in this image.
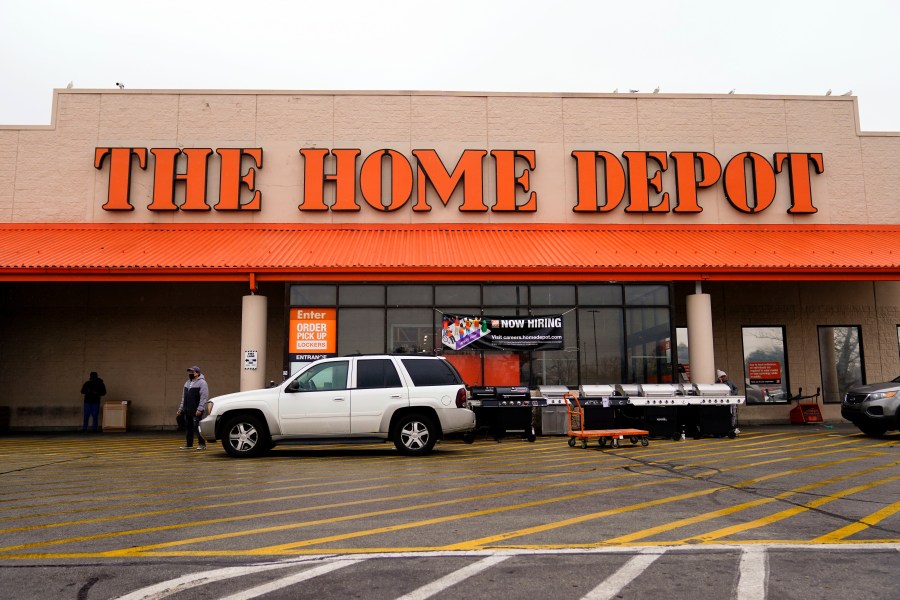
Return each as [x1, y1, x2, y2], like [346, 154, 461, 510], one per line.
[2, 0, 898, 131]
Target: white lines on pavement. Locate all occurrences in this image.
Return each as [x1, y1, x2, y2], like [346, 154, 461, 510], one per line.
[394, 553, 513, 600]
[736, 547, 768, 600]
[580, 548, 665, 600]
[216, 558, 364, 600]
[113, 555, 342, 600]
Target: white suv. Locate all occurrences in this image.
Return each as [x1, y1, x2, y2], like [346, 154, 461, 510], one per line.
[199, 355, 475, 457]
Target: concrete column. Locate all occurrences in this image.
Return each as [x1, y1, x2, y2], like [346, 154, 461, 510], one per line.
[241, 294, 267, 391]
[686, 292, 716, 384]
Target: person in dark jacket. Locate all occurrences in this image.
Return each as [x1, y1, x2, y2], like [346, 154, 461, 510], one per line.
[176, 366, 209, 450]
[80, 371, 106, 432]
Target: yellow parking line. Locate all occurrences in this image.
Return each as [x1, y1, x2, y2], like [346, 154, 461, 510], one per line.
[814, 498, 900, 542]
[683, 473, 900, 543]
[605, 458, 900, 544]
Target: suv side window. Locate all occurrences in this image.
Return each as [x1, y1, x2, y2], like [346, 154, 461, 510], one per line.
[293, 360, 349, 392]
[356, 359, 402, 389]
[401, 358, 462, 386]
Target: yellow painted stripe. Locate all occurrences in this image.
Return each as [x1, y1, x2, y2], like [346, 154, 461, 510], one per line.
[606, 457, 900, 544]
[685, 473, 900, 543]
[439, 487, 724, 550]
[814, 498, 900, 542]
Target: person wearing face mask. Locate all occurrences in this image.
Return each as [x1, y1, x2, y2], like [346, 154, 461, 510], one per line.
[176, 366, 209, 450]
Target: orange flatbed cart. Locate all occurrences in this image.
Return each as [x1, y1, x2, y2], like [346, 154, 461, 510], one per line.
[565, 393, 649, 449]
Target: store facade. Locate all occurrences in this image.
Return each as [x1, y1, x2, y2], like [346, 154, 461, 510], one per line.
[1, 89, 899, 430]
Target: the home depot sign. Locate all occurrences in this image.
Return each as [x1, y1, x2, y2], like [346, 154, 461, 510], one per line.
[94, 147, 824, 215]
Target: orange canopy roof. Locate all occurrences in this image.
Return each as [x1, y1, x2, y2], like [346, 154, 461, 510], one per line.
[1, 223, 898, 283]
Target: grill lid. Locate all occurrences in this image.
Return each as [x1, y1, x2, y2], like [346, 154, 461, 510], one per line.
[579, 384, 617, 398]
[692, 383, 734, 396]
[641, 383, 685, 397]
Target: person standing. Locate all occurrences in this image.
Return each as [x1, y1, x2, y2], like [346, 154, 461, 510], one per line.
[177, 366, 208, 450]
[80, 371, 106, 432]
[717, 369, 741, 434]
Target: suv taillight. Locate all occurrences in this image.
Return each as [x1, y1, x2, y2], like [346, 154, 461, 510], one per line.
[455, 388, 467, 408]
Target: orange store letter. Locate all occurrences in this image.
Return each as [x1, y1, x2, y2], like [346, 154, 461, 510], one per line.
[94, 147, 148, 211]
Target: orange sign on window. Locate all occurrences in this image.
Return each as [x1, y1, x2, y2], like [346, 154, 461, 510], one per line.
[748, 361, 782, 385]
[289, 308, 336, 354]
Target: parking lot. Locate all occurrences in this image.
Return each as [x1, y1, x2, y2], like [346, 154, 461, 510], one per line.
[2, 425, 900, 599]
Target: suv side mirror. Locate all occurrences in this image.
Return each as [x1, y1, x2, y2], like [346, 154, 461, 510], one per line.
[286, 380, 301, 393]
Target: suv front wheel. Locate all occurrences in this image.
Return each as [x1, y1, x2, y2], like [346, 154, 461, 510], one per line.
[222, 414, 270, 458]
[394, 413, 437, 456]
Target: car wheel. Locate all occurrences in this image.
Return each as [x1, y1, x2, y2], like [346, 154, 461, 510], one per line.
[394, 413, 437, 456]
[222, 414, 270, 458]
[858, 424, 887, 437]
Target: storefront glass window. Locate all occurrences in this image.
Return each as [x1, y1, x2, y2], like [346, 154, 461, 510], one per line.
[625, 285, 669, 306]
[530, 285, 576, 306]
[626, 307, 672, 383]
[818, 325, 863, 404]
[531, 307, 578, 386]
[675, 327, 690, 383]
[387, 285, 433, 306]
[435, 285, 480, 306]
[387, 308, 433, 354]
[290, 285, 336, 305]
[483, 285, 528, 305]
[579, 285, 622, 305]
[337, 308, 385, 354]
[289, 282, 673, 389]
[578, 308, 624, 383]
[742, 326, 788, 403]
[339, 285, 385, 306]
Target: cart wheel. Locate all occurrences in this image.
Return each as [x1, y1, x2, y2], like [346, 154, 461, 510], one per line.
[526, 433, 536, 443]
[581, 439, 588, 449]
[598, 438, 607, 447]
[462, 433, 475, 444]
[610, 438, 619, 449]
[672, 432, 681, 441]
[728, 431, 737, 439]
[568, 437, 576, 447]
[641, 437, 649, 447]
[630, 436, 638, 444]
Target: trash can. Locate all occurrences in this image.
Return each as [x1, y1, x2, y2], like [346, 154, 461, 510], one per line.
[102, 400, 129, 432]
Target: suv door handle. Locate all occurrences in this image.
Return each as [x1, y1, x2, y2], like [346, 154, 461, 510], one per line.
[333, 396, 346, 402]
[391, 394, 402, 399]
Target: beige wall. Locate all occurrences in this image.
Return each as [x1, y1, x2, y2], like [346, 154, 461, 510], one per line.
[0, 282, 285, 430]
[0, 90, 898, 225]
[675, 281, 900, 424]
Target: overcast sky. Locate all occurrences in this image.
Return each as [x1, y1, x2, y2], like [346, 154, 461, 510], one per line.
[2, 0, 897, 131]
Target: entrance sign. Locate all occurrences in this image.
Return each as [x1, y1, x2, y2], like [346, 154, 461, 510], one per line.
[289, 308, 336, 362]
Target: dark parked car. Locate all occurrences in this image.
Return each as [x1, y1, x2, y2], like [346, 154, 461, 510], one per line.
[841, 377, 900, 436]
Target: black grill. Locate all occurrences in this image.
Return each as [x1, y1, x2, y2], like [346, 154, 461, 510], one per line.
[843, 393, 868, 405]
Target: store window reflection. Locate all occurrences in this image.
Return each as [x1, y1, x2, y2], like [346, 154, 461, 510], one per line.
[531, 307, 577, 386]
[818, 325, 863, 403]
[578, 308, 624, 383]
[626, 307, 671, 383]
[742, 326, 788, 403]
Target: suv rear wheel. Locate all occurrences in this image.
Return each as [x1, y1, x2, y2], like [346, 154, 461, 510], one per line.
[394, 413, 437, 456]
[222, 414, 270, 458]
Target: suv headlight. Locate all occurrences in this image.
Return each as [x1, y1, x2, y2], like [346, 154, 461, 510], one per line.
[867, 391, 897, 401]
[205, 401, 214, 414]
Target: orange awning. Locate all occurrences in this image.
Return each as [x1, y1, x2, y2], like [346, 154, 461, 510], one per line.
[1, 223, 898, 283]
